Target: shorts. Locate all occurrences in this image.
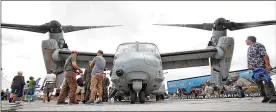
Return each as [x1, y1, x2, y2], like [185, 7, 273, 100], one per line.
[76, 86, 85, 94]
[43, 83, 54, 94]
[11, 87, 21, 95]
[28, 88, 35, 95]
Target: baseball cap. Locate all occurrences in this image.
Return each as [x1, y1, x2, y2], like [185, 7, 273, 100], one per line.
[71, 50, 79, 55]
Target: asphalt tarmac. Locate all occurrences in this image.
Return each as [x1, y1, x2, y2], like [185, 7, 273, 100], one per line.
[1, 97, 276, 111]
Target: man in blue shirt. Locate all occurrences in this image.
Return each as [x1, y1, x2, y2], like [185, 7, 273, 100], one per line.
[86, 50, 106, 105]
[246, 36, 276, 103]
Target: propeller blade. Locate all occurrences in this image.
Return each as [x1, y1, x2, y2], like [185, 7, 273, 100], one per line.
[62, 25, 122, 33]
[153, 23, 214, 31]
[1, 23, 48, 33]
[226, 20, 276, 31]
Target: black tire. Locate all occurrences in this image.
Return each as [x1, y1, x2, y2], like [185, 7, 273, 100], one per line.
[160, 95, 164, 99]
[139, 91, 145, 104]
[156, 95, 160, 101]
[118, 96, 122, 102]
[130, 91, 136, 104]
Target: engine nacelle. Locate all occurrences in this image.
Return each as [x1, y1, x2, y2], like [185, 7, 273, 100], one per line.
[42, 39, 67, 88]
[41, 39, 59, 74]
[210, 36, 234, 86]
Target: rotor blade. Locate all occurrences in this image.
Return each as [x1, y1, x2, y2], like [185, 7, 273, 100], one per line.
[227, 20, 276, 31]
[153, 23, 214, 31]
[62, 25, 122, 33]
[1, 23, 48, 33]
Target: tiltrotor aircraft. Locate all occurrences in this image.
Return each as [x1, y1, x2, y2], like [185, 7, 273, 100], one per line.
[2, 18, 276, 104]
[154, 18, 276, 87]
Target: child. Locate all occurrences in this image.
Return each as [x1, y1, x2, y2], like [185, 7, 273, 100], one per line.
[27, 76, 36, 102]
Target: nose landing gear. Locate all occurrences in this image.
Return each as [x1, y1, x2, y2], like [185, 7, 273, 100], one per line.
[130, 90, 146, 104]
[129, 81, 147, 104]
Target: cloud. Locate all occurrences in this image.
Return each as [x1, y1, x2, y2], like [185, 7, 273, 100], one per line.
[1, 33, 25, 45]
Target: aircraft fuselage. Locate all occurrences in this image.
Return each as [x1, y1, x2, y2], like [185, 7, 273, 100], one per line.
[110, 42, 165, 97]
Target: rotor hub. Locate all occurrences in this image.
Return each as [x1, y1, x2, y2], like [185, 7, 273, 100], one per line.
[213, 18, 229, 31]
[48, 20, 63, 33]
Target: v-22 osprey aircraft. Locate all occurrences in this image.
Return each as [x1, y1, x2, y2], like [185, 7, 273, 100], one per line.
[1, 18, 276, 104]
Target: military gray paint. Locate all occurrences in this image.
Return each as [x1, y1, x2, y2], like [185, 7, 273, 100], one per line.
[111, 50, 164, 96]
[210, 30, 234, 86]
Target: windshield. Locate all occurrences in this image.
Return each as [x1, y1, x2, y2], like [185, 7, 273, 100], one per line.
[116, 43, 160, 55]
[138, 44, 159, 54]
[116, 43, 137, 54]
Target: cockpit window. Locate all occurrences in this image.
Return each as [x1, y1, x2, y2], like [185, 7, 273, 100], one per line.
[116, 43, 160, 55]
[116, 43, 137, 54]
[138, 44, 159, 54]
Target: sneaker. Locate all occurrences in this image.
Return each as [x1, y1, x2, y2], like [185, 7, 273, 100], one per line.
[81, 100, 86, 104]
[9, 98, 12, 103]
[85, 100, 94, 105]
[262, 97, 270, 103]
[96, 100, 102, 104]
[9, 101, 16, 105]
[269, 100, 276, 104]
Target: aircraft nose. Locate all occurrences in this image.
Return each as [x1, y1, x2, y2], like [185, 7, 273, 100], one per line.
[120, 53, 160, 68]
[144, 54, 160, 67]
[113, 52, 160, 78]
[121, 53, 145, 66]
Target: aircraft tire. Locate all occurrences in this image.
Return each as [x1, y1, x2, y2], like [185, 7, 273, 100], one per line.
[118, 96, 122, 101]
[130, 91, 136, 104]
[156, 95, 160, 101]
[139, 91, 145, 104]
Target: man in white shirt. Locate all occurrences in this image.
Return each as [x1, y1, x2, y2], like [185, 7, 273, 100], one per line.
[43, 69, 56, 103]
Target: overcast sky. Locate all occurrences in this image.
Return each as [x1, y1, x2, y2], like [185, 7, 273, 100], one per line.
[2, 1, 276, 89]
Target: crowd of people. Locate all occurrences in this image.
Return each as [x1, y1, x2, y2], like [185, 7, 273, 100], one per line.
[55, 50, 109, 105]
[1, 71, 38, 104]
[1, 50, 110, 105]
[175, 83, 258, 100]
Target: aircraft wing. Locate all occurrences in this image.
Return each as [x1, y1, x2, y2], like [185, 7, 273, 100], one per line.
[160, 48, 217, 70]
[58, 50, 114, 70]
